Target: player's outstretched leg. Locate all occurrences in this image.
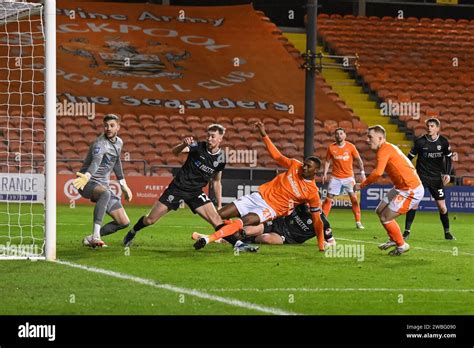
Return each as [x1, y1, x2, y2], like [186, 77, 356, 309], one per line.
[194, 219, 243, 250]
[101, 207, 130, 236]
[123, 201, 169, 247]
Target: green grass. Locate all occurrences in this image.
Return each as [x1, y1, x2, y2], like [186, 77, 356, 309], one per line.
[0, 204, 473, 315]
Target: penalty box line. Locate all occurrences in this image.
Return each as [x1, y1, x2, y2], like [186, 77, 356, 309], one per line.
[55, 259, 299, 316]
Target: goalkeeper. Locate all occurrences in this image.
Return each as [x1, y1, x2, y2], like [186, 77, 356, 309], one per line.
[73, 114, 133, 248]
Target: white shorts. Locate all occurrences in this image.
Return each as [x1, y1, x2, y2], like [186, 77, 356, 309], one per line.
[382, 185, 424, 214]
[234, 192, 277, 223]
[327, 176, 356, 195]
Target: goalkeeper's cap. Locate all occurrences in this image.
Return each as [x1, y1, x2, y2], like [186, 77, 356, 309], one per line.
[104, 114, 120, 123]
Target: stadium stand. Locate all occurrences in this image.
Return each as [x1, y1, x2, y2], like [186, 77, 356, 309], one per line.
[0, 4, 373, 177]
[316, 14, 474, 177]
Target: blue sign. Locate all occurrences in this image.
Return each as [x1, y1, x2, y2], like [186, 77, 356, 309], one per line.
[360, 185, 474, 213]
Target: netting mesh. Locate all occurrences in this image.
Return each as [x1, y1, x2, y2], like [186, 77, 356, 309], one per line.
[0, 1, 46, 258]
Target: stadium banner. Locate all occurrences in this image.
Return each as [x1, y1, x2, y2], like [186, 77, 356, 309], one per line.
[57, 175, 211, 206]
[57, 174, 173, 206]
[361, 185, 474, 213]
[319, 184, 360, 210]
[51, 0, 347, 119]
[220, 179, 266, 204]
[0, 173, 45, 203]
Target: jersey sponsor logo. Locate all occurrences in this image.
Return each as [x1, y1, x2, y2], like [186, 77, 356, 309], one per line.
[427, 152, 443, 158]
[292, 213, 310, 232]
[287, 174, 302, 197]
[333, 152, 350, 161]
[193, 159, 215, 175]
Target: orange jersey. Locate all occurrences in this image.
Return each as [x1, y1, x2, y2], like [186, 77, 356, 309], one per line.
[326, 141, 360, 179]
[259, 159, 321, 216]
[258, 136, 321, 216]
[360, 142, 422, 190]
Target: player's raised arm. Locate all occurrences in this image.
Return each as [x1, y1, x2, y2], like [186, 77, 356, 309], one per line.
[172, 137, 195, 156]
[254, 121, 292, 168]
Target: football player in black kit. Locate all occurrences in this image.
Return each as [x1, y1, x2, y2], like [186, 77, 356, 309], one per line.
[404, 118, 455, 240]
[123, 124, 256, 252]
[192, 204, 336, 247]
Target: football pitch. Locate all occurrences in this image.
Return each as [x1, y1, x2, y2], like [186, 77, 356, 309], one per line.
[1, 204, 473, 315]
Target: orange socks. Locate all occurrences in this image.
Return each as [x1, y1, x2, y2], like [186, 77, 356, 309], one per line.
[208, 219, 243, 243]
[350, 195, 361, 223]
[322, 198, 333, 216]
[382, 220, 404, 246]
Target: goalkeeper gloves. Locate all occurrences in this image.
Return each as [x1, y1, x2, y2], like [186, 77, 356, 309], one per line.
[119, 179, 133, 202]
[73, 172, 91, 190]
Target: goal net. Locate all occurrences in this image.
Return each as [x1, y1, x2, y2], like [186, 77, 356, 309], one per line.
[0, 0, 55, 260]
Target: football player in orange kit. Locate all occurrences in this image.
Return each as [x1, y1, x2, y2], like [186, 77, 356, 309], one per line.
[354, 125, 424, 256]
[193, 121, 326, 252]
[322, 128, 366, 229]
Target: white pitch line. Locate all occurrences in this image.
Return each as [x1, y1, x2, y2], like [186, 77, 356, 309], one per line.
[55, 260, 298, 316]
[201, 288, 474, 293]
[338, 237, 474, 256]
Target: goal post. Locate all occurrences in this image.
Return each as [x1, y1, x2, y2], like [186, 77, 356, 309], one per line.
[45, 0, 56, 261]
[0, 0, 56, 260]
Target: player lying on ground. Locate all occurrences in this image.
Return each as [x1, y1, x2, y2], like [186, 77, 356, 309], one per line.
[73, 114, 133, 248]
[193, 121, 326, 252]
[322, 127, 366, 229]
[404, 117, 455, 240]
[192, 204, 336, 247]
[354, 125, 424, 256]
[122, 124, 257, 252]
